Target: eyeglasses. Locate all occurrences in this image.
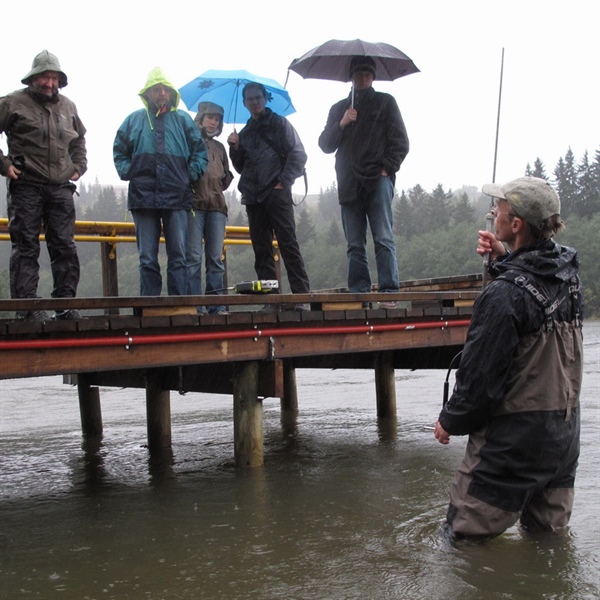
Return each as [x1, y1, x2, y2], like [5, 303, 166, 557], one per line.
[491, 205, 517, 218]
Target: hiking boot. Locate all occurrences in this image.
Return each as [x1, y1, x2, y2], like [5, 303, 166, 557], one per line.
[293, 303, 310, 312]
[378, 301, 398, 310]
[54, 309, 83, 320]
[258, 304, 280, 314]
[16, 310, 50, 321]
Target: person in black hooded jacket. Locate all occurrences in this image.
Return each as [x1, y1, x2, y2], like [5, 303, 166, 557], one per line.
[318, 56, 409, 307]
[228, 82, 310, 310]
[434, 176, 584, 541]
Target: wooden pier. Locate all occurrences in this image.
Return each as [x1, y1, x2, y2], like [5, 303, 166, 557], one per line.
[0, 218, 481, 467]
[0, 280, 479, 467]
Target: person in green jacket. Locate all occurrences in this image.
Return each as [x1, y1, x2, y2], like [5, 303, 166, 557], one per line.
[0, 50, 87, 321]
[114, 68, 207, 296]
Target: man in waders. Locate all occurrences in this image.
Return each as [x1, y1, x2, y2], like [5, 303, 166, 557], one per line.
[434, 176, 583, 540]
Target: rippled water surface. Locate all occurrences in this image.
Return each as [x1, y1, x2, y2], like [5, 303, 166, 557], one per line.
[1, 323, 598, 599]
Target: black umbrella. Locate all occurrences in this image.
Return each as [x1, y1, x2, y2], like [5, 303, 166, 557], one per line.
[288, 38, 420, 83]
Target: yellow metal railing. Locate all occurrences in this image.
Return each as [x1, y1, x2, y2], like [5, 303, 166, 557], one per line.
[0, 218, 252, 246]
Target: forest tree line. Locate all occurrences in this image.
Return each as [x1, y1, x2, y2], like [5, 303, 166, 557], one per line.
[1, 147, 599, 315]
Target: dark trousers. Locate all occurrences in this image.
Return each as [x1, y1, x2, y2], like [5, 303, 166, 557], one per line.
[245, 188, 310, 293]
[7, 180, 80, 299]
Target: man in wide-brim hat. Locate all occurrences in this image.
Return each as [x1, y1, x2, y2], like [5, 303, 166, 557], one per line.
[0, 50, 88, 321]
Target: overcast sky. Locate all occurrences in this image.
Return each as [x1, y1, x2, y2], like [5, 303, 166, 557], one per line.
[1, 0, 598, 198]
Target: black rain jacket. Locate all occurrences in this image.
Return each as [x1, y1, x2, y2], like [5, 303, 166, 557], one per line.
[439, 239, 583, 511]
[318, 86, 408, 204]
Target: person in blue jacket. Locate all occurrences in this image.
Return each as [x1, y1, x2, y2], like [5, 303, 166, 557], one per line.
[114, 67, 207, 296]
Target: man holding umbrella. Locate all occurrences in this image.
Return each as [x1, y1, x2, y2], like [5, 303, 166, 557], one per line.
[227, 82, 310, 310]
[318, 56, 409, 307]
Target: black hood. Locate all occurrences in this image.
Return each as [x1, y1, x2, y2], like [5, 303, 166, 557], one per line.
[493, 239, 579, 285]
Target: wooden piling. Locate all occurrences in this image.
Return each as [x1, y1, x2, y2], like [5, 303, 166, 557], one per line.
[374, 351, 397, 419]
[77, 374, 103, 437]
[282, 361, 299, 414]
[145, 369, 172, 450]
[233, 361, 264, 467]
[281, 361, 299, 428]
[100, 241, 120, 314]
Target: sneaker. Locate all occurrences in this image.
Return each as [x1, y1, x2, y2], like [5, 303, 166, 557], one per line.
[379, 301, 398, 310]
[16, 310, 50, 321]
[293, 303, 310, 312]
[54, 309, 83, 320]
[214, 310, 230, 316]
[258, 304, 279, 314]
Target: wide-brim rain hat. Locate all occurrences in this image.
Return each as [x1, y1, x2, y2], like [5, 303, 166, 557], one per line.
[21, 50, 68, 88]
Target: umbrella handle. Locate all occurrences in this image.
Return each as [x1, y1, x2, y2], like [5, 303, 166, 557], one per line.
[351, 85, 354, 109]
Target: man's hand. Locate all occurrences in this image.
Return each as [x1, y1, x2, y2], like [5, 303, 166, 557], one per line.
[339, 108, 357, 129]
[5, 164, 21, 180]
[227, 132, 239, 150]
[434, 420, 450, 445]
[477, 230, 505, 261]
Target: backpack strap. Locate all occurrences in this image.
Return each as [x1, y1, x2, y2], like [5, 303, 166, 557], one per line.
[495, 271, 582, 330]
[256, 118, 308, 205]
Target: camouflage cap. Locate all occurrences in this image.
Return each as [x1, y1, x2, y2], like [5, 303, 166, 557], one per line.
[482, 176, 560, 229]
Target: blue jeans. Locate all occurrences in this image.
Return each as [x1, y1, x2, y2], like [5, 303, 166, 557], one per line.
[131, 209, 188, 296]
[340, 176, 399, 293]
[186, 210, 227, 313]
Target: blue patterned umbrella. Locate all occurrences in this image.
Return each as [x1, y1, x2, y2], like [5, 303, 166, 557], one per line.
[178, 69, 296, 124]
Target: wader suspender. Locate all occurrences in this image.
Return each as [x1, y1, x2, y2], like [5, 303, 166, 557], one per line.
[495, 272, 582, 330]
[256, 123, 308, 205]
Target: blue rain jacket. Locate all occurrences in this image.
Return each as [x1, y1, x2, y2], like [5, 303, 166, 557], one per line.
[113, 67, 207, 211]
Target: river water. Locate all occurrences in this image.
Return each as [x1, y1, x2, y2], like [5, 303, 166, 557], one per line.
[0, 322, 598, 600]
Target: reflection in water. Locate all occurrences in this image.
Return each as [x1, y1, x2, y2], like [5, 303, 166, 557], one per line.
[0, 323, 599, 600]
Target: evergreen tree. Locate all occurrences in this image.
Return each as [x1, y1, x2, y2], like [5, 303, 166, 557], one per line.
[426, 184, 453, 230]
[553, 148, 578, 218]
[326, 219, 344, 246]
[531, 158, 548, 180]
[296, 206, 316, 244]
[393, 191, 413, 237]
[91, 186, 121, 222]
[407, 184, 429, 236]
[574, 150, 600, 217]
[317, 182, 339, 222]
[452, 192, 476, 225]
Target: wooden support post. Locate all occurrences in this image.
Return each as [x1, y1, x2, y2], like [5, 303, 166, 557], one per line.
[281, 360, 299, 428]
[233, 361, 263, 468]
[273, 245, 282, 291]
[77, 374, 103, 437]
[145, 369, 172, 450]
[101, 241, 120, 314]
[375, 351, 397, 419]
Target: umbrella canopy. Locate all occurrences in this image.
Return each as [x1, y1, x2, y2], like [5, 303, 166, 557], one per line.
[288, 39, 419, 82]
[178, 69, 296, 124]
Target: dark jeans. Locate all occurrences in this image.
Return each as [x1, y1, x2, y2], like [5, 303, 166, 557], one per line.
[245, 188, 310, 294]
[7, 180, 80, 299]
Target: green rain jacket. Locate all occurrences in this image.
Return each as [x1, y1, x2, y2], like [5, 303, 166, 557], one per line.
[113, 67, 207, 211]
